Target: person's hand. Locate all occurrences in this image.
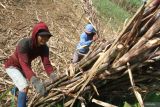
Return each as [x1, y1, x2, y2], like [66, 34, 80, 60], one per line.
[30, 76, 47, 96]
[92, 36, 98, 42]
[49, 72, 59, 82]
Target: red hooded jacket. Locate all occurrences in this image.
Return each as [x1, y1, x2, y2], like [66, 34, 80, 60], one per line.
[4, 22, 55, 80]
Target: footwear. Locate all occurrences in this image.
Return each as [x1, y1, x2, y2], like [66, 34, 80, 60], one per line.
[10, 86, 28, 102]
[10, 86, 19, 97]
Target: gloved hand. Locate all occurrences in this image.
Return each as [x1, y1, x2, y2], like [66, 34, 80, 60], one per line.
[30, 76, 47, 96]
[49, 72, 59, 82]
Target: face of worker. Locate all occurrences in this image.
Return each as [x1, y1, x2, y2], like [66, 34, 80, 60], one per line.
[37, 35, 50, 46]
[87, 32, 96, 36]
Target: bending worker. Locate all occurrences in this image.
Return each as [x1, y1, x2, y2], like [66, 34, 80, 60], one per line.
[72, 23, 98, 63]
[4, 22, 59, 107]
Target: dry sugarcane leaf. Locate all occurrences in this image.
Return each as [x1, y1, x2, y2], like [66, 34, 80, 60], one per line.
[92, 98, 118, 107]
[127, 63, 144, 107]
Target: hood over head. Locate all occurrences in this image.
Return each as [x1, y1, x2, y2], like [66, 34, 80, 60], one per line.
[31, 22, 52, 47]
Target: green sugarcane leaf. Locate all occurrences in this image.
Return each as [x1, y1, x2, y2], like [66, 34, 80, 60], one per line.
[0, 86, 14, 101]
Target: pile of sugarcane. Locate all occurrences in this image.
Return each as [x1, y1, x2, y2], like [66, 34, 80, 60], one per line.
[28, 2, 160, 107]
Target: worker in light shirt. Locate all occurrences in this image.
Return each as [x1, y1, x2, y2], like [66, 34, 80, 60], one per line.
[72, 23, 98, 63]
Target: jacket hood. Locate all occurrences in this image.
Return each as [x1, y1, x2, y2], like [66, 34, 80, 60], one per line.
[31, 22, 52, 47]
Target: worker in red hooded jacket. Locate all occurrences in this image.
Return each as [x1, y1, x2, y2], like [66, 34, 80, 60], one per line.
[4, 22, 58, 107]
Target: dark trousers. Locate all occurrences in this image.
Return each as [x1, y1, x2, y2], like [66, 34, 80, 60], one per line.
[72, 51, 85, 63]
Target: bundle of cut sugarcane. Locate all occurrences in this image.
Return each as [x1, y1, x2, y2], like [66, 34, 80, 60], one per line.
[29, 3, 160, 107]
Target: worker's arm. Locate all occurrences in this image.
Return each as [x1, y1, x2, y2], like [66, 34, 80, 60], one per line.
[40, 45, 60, 82]
[79, 33, 92, 47]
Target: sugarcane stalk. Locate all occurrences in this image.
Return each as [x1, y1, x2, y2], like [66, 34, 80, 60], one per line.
[127, 62, 144, 107]
[132, 14, 160, 50]
[111, 3, 146, 48]
[92, 98, 118, 107]
[58, 75, 82, 87]
[140, 10, 160, 36]
[33, 91, 60, 106]
[123, 9, 143, 46]
[113, 30, 160, 69]
[78, 41, 110, 67]
[47, 75, 68, 91]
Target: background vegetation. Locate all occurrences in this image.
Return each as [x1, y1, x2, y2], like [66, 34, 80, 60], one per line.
[93, 0, 141, 30]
